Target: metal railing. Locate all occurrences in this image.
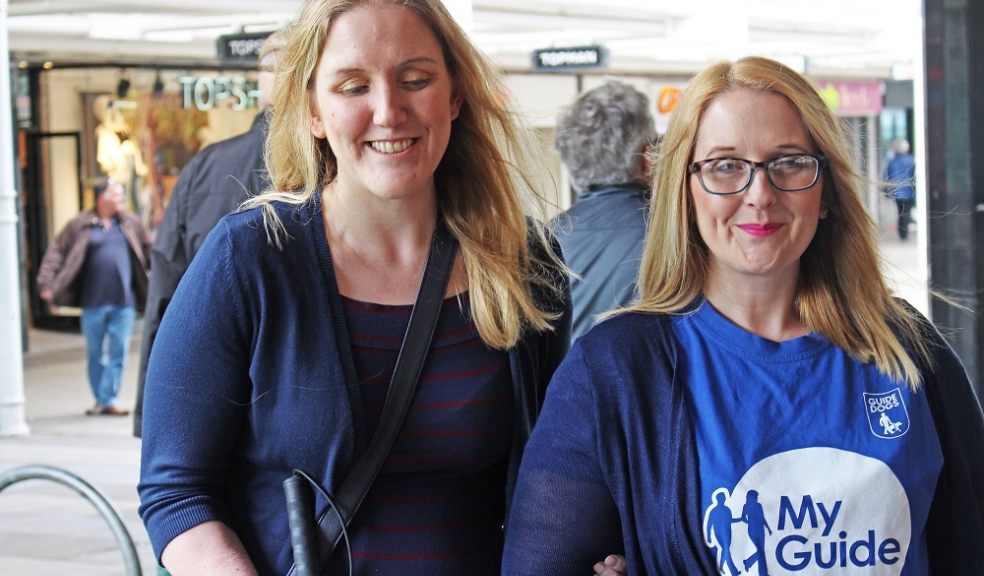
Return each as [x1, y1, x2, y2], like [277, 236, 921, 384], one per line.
[0, 463, 142, 575]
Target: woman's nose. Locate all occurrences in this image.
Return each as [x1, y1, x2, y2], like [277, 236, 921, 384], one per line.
[373, 84, 408, 127]
[744, 166, 778, 209]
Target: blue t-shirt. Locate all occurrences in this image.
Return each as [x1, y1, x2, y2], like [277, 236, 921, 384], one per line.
[673, 301, 942, 576]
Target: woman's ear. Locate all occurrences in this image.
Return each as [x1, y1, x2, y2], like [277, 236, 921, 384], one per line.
[450, 88, 462, 121]
[310, 115, 326, 139]
[309, 94, 327, 139]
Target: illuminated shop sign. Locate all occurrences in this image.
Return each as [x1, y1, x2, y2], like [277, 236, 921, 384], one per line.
[217, 31, 273, 64]
[817, 81, 883, 116]
[177, 76, 261, 111]
[657, 85, 682, 115]
[532, 45, 607, 71]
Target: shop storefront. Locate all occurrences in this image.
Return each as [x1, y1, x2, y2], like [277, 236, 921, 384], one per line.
[15, 61, 264, 330]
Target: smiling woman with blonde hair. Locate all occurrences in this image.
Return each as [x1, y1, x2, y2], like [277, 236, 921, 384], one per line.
[637, 56, 929, 385]
[503, 56, 984, 575]
[137, 1, 572, 574]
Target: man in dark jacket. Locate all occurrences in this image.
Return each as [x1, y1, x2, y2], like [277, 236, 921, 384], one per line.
[552, 81, 655, 341]
[37, 177, 151, 415]
[133, 30, 286, 435]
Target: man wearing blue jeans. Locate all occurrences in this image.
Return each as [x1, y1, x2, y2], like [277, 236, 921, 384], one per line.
[81, 305, 136, 414]
[37, 178, 151, 415]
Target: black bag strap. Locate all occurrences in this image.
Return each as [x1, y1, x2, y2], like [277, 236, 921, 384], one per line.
[286, 223, 458, 576]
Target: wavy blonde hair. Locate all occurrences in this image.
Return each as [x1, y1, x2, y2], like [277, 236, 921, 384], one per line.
[629, 56, 931, 387]
[241, 0, 562, 349]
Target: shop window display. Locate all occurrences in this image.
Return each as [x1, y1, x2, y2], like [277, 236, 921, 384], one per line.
[83, 90, 210, 232]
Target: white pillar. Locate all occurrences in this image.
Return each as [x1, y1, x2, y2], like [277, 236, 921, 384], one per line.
[0, 0, 30, 436]
[912, 6, 930, 318]
[441, 0, 473, 35]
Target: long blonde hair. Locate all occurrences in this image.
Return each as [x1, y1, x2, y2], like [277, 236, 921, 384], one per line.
[241, 0, 563, 349]
[630, 56, 931, 387]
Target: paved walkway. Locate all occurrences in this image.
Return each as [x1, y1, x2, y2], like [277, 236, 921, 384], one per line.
[0, 226, 926, 575]
[875, 197, 928, 316]
[0, 322, 157, 576]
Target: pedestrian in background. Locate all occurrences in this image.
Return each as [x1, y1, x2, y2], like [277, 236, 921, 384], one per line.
[885, 138, 915, 240]
[552, 80, 655, 341]
[132, 29, 287, 436]
[37, 177, 151, 416]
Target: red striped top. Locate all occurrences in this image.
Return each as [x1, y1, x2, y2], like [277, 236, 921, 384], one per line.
[328, 293, 513, 575]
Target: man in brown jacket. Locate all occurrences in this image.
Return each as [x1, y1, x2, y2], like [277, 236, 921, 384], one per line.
[37, 177, 151, 415]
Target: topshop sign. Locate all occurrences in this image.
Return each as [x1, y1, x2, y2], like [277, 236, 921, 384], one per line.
[532, 45, 607, 71]
[177, 76, 261, 111]
[175, 31, 272, 111]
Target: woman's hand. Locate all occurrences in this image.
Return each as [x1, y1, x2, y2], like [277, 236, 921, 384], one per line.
[161, 520, 258, 575]
[593, 554, 627, 575]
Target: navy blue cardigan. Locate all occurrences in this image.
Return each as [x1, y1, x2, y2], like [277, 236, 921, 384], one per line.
[138, 196, 571, 575]
[502, 311, 984, 575]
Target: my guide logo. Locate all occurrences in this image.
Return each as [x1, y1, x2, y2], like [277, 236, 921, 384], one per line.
[863, 388, 910, 439]
[702, 448, 911, 575]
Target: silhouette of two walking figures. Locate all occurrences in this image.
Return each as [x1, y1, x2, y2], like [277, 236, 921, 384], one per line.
[706, 490, 773, 576]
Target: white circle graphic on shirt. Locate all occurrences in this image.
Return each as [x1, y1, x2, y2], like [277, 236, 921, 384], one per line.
[703, 447, 910, 576]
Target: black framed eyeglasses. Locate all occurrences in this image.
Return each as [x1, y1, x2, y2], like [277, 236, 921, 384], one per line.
[689, 153, 827, 195]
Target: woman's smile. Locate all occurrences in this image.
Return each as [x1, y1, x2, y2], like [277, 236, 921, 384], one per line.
[368, 138, 418, 154]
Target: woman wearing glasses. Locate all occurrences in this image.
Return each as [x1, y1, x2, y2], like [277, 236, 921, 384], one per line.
[502, 56, 984, 575]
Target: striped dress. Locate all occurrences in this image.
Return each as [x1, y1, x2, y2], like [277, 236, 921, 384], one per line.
[326, 292, 513, 575]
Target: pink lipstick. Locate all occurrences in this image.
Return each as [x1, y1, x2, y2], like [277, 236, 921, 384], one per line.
[737, 223, 783, 237]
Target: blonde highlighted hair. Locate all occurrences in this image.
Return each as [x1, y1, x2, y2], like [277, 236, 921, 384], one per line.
[241, 0, 563, 350]
[629, 56, 931, 387]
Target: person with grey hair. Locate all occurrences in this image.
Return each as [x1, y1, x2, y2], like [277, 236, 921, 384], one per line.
[132, 28, 288, 436]
[37, 177, 151, 416]
[553, 80, 655, 341]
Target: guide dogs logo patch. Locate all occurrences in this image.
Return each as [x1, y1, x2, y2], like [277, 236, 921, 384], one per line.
[863, 388, 909, 439]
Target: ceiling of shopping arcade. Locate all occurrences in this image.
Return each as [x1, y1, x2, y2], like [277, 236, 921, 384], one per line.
[6, 0, 921, 80]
